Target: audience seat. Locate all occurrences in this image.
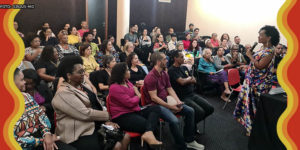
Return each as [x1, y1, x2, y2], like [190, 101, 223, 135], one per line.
[223, 68, 242, 109]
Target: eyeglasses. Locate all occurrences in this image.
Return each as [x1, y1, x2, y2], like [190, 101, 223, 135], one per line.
[73, 69, 85, 75]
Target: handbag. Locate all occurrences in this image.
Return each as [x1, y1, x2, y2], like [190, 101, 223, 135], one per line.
[97, 124, 125, 150]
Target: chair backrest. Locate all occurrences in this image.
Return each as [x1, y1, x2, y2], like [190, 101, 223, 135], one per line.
[140, 86, 146, 106]
[227, 69, 240, 86]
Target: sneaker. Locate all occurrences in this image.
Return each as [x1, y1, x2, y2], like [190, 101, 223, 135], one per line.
[186, 140, 205, 150]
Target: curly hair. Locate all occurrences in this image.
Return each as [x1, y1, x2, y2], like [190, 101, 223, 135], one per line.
[259, 25, 280, 46]
[56, 56, 83, 81]
[100, 40, 111, 54]
[39, 45, 56, 62]
[109, 62, 128, 85]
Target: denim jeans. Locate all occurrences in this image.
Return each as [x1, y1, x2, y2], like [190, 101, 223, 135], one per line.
[159, 104, 195, 149]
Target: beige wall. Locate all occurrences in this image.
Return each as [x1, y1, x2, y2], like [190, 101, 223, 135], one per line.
[116, 0, 130, 47]
[186, 0, 287, 49]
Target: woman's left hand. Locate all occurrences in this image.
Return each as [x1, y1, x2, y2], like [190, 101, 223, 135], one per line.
[105, 121, 120, 129]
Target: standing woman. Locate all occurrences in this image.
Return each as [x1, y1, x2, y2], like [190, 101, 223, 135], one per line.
[234, 25, 280, 136]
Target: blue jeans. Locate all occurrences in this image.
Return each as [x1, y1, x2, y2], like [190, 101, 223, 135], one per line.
[159, 104, 195, 149]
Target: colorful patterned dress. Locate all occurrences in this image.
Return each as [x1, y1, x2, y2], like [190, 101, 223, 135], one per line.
[14, 92, 51, 149]
[233, 47, 275, 134]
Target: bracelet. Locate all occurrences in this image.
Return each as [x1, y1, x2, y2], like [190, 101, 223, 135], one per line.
[43, 132, 52, 138]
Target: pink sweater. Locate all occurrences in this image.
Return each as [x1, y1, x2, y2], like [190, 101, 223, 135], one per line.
[109, 81, 141, 119]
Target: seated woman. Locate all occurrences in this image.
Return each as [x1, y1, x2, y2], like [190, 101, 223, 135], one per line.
[213, 47, 234, 71]
[109, 63, 162, 148]
[176, 41, 184, 51]
[68, 26, 82, 45]
[126, 52, 147, 88]
[80, 43, 100, 75]
[153, 34, 168, 53]
[220, 39, 230, 55]
[108, 35, 122, 53]
[119, 42, 134, 62]
[225, 44, 247, 68]
[95, 40, 120, 67]
[23, 69, 55, 132]
[182, 33, 191, 50]
[52, 56, 129, 150]
[55, 32, 79, 60]
[198, 48, 231, 102]
[35, 45, 59, 89]
[39, 27, 58, 46]
[188, 39, 202, 58]
[24, 33, 44, 65]
[13, 68, 74, 150]
[90, 55, 116, 99]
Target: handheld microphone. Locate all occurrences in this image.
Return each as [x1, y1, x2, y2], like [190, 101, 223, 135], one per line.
[250, 42, 258, 52]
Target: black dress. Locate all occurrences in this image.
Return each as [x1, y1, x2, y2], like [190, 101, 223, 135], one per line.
[129, 65, 147, 85]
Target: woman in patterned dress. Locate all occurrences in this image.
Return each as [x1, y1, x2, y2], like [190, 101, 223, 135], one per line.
[234, 25, 280, 136]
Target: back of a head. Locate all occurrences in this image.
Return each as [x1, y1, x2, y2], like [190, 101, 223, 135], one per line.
[110, 62, 128, 85]
[23, 69, 40, 85]
[150, 52, 164, 67]
[57, 56, 83, 81]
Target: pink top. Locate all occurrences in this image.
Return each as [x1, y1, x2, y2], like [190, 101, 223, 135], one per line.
[182, 40, 191, 50]
[211, 38, 219, 47]
[78, 29, 89, 37]
[109, 81, 141, 119]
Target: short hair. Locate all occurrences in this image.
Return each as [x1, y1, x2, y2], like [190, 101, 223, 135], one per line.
[194, 28, 199, 32]
[57, 56, 83, 81]
[126, 52, 137, 68]
[102, 55, 114, 68]
[189, 23, 194, 27]
[79, 43, 91, 56]
[40, 45, 55, 62]
[202, 48, 212, 56]
[23, 69, 40, 86]
[176, 41, 184, 49]
[234, 36, 239, 39]
[109, 62, 128, 85]
[150, 52, 164, 66]
[172, 50, 182, 59]
[14, 68, 21, 80]
[82, 31, 93, 42]
[25, 32, 40, 47]
[259, 25, 280, 46]
[231, 44, 239, 50]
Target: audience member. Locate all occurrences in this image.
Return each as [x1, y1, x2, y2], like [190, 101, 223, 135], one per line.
[198, 48, 231, 102]
[150, 27, 161, 43]
[143, 52, 205, 150]
[92, 28, 102, 45]
[188, 39, 202, 58]
[220, 39, 230, 55]
[24, 33, 44, 65]
[23, 69, 55, 132]
[68, 26, 82, 45]
[165, 27, 175, 43]
[153, 34, 168, 53]
[243, 44, 251, 64]
[39, 27, 58, 46]
[96, 40, 120, 67]
[63, 23, 70, 31]
[13, 68, 69, 150]
[225, 45, 247, 70]
[192, 28, 201, 42]
[176, 41, 184, 51]
[274, 44, 283, 71]
[120, 42, 134, 62]
[52, 56, 129, 150]
[127, 52, 147, 87]
[108, 35, 122, 53]
[169, 50, 214, 128]
[90, 55, 116, 98]
[234, 36, 246, 53]
[139, 29, 152, 48]
[282, 45, 287, 57]
[78, 21, 89, 37]
[18, 60, 35, 71]
[168, 33, 177, 51]
[35, 45, 59, 89]
[37, 22, 55, 37]
[55, 33, 79, 60]
[184, 23, 194, 35]
[234, 25, 280, 136]
[82, 31, 99, 57]
[14, 21, 24, 38]
[124, 25, 139, 47]
[210, 33, 220, 48]
[109, 62, 162, 148]
[80, 43, 100, 75]
[213, 47, 234, 71]
[182, 33, 191, 50]
[220, 33, 233, 48]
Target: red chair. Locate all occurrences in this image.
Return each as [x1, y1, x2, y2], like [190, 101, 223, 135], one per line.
[106, 95, 142, 146]
[223, 68, 243, 109]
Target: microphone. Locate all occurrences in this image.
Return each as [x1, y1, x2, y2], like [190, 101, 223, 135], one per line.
[250, 42, 258, 52]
